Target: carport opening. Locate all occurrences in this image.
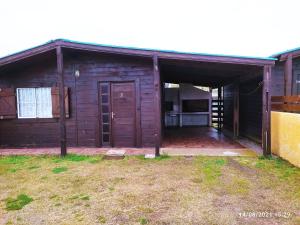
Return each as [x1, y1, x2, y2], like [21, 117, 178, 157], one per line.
[159, 59, 264, 153]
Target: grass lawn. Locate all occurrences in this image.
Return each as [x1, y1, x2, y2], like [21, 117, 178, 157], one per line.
[0, 154, 299, 225]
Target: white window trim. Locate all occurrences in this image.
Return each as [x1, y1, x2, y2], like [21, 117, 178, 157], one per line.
[17, 88, 35, 119]
[17, 88, 53, 119]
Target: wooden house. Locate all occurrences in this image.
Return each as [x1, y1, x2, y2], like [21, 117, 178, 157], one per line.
[0, 39, 276, 156]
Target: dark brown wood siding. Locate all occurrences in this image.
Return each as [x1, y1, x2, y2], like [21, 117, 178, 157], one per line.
[271, 62, 284, 96]
[0, 51, 155, 147]
[223, 84, 234, 132]
[292, 57, 300, 95]
[224, 76, 263, 143]
[0, 59, 61, 147]
[239, 77, 262, 142]
[272, 57, 300, 96]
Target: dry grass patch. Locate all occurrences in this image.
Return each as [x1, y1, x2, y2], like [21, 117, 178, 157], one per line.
[0, 154, 299, 225]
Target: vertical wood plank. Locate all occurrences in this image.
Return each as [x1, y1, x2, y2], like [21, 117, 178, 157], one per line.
[96, 82, 101, 147]
[208, 87, 212, 127]
[74, 66, 79, 146]
[178, 85, 182, 127]
[233, 82, 239, 138]
[135, 79, 142, 147]
[217, 87, 222, 131]
[153, 55, 161, 156]
[56, 46, 67, 156]
[262, 65, 272, 156]
[161, 81, 165, 140]
[284, 54, 293, 96]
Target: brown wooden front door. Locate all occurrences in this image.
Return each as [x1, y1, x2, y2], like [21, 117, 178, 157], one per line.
[111, 82, 136, 147]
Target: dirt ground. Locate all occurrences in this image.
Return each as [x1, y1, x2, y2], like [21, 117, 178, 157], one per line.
[0, 155, 299, 225]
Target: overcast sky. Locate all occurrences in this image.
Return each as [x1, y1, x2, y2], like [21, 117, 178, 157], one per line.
[0, 0, 299, 58]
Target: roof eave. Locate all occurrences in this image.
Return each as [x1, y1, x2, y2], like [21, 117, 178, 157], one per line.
[0, 39, 276, 67]
[58, 40, 275, 66]
[0, 41, 59, 67]
[271, 46, 300, 61]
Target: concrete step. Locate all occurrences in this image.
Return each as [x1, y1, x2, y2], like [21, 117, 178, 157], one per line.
[103, 149, 125, 160]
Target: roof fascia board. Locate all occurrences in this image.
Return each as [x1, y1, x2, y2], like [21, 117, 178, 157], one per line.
[272, 46, 300, 58]
[279, 50, 300, 61]
[58, 40, 153, 58]
[0, 41, 58, 67]
[0, 39, 275, 67]
[60, 41, 275, 66]
[157, 52, 275, 66]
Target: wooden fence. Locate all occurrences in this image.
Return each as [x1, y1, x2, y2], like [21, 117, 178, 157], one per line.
[271, 95, 300, 113]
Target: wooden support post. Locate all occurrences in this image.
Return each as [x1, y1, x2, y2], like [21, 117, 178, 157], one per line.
[262, 65, 272, 156]
[153, 55, 161, 156]
[161, 81, 165, 139]
[284, 54, 293, 96]
[217, 87, 222, 131]
[209, 87, 212, 127]
[56, 46, 67, 157]
[233, 82, 239, 138]
[178, 85, 181, 128]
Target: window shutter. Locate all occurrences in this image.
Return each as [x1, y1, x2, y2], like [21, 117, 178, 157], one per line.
[51, 87, 60, 118]
[51, 87, 70, 118]
[0, 88, 17, 119]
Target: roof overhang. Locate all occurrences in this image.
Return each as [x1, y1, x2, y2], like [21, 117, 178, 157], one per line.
[271, 46, 300, 61]
[0, 39, 276, 68]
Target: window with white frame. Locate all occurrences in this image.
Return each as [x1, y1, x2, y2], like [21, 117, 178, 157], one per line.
[17, 88, 52, 118]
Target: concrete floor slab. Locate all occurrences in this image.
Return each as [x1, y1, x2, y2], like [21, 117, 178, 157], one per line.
[161, 147, 257, 157]
[0, 128, 259, 157]
[0, 147, 153, 156]
[163, 127, 244, 149]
